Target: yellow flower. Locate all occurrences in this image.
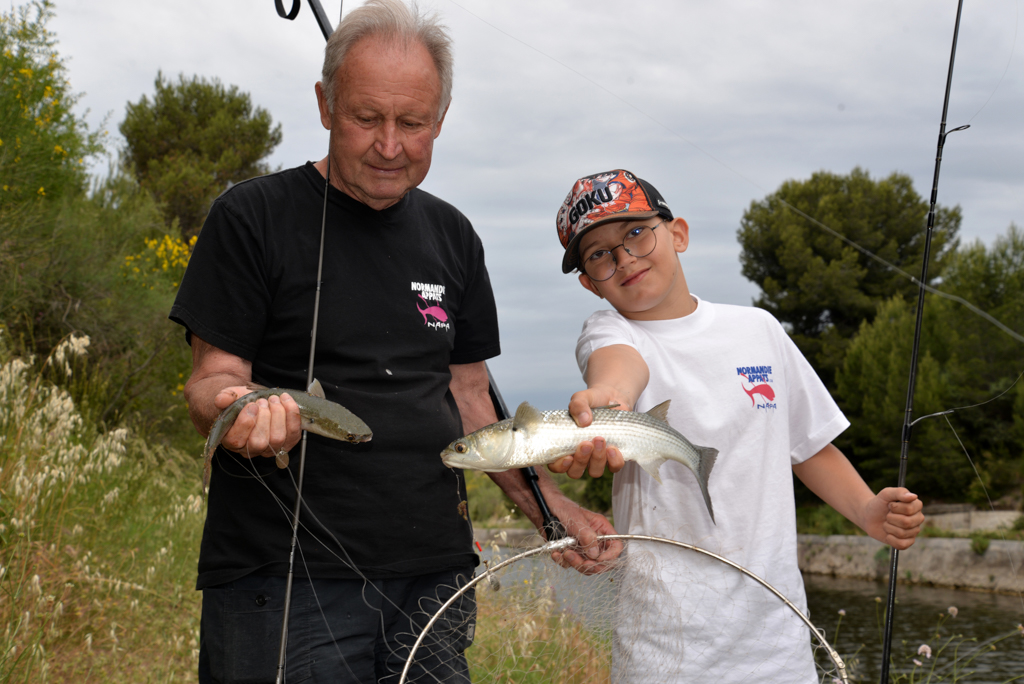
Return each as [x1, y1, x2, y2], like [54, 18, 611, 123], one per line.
[37, 187, 45, 196]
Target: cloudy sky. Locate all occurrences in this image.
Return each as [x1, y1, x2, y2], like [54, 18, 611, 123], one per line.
[49, 0, 1023, 410]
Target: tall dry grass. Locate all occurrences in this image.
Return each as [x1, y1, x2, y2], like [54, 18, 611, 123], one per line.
[0, 333, 205, 682]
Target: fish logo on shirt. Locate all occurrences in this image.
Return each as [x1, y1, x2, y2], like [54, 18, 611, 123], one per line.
[417, 295, 448, 324]
[411, 281, 451, 330]
[737, 365, 776, 409]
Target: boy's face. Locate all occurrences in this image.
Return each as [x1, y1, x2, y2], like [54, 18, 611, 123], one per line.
[576, 217, 693, 321]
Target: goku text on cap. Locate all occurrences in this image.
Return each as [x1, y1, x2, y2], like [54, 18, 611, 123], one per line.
[555, 169, 673, 274]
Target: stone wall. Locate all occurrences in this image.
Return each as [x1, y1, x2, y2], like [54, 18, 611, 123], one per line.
[797, 534, 1024, 594]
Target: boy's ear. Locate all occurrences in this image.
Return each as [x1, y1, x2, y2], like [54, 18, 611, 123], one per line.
[578, 273, 604, 299]
[668, 217, 690, 253]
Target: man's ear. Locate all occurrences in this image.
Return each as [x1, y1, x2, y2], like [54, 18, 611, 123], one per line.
[578, 273, 604, 299]
[315, 81, 332, 131]
[667, 217, 690, 254]
[434, 101, 450, 139]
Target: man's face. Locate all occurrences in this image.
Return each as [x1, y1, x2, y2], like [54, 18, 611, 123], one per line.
[316, 36, 447, 210]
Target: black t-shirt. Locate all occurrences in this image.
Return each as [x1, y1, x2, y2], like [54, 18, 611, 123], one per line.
[170, 163, 500, 588]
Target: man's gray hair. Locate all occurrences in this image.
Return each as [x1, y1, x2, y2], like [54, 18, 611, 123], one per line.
[321, 0, 453, 121]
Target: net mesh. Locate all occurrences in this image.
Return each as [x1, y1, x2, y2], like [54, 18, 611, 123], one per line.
[397, 535, 848, 684]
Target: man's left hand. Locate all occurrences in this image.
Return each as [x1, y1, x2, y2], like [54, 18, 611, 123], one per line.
[546, 498, 622, 575]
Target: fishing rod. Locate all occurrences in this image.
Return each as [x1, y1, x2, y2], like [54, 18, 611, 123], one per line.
[275, 0, 332, 40]
[879, 1, 970, 681]
[270, 2, 564, 678]
[273, 9, 334, 684]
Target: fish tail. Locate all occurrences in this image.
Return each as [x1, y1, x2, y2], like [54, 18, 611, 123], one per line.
[694, 445, 718, 524]
[202, 435, 218, 496]
[202, 450, 212, 496]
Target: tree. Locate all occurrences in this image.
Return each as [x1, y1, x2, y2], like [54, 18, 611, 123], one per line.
[1, 0, 101, 341]
[834, 225, 1024, 503]
[120, 72, 282, 237]
[0, 1, 96, 212]
[0, 2, 195, 433]
[737, 168, 960, 385]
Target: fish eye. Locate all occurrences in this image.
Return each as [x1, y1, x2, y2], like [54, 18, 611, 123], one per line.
[455, 442, 467, 453]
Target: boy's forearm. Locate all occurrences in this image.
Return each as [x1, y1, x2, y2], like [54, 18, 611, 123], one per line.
[792, 444, 874, 530]
[793, 443, 924, 549]
[582, 344, 650, 410]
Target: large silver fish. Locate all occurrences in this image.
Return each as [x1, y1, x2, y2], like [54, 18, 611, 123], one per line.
[441, 400, 718, 523]
[202, 379, 372, 493]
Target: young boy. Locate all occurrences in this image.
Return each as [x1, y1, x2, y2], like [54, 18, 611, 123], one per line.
[548, 169, 925, 682]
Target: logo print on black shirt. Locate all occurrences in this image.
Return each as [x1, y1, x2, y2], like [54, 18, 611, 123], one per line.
[411, 282, 450, 330]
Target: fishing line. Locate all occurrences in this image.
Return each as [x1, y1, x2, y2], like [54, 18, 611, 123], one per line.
[942, 367, 1024, 413]
[964, 0, 1020, 126]
[228, 447, 466, 683]
[444, 0, 1024, 348]
[940, 413, 1024, 617]
[906, 366, 1024, 428]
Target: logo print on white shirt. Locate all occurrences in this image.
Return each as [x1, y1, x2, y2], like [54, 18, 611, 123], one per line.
[737, 365, 776, 409]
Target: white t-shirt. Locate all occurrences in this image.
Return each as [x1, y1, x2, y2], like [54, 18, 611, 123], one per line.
[576, 296, 849, 683]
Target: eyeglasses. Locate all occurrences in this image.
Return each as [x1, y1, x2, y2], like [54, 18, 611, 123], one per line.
[580, 221, 664, 282]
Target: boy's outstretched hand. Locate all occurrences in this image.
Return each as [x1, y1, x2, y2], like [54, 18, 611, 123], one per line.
[550, 344, 650, 479]
[547, 386, 628, 479]
[861, 488, 924, 550]
[793, 444, 925, 550]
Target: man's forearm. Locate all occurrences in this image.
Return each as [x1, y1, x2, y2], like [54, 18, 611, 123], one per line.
[183, 336, 254, 437]
[184, 372, 248, 436]
[487, 468, 567, 531]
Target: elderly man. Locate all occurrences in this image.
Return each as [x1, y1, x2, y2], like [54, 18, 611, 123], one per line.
[171, 1, 616, 682]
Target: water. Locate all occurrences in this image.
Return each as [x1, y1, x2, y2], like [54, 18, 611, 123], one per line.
[805, 574, 1024, 683]
[472, 546, 1024, 682]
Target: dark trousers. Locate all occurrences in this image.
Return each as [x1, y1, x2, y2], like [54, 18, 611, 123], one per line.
[198, 569, 476, 684]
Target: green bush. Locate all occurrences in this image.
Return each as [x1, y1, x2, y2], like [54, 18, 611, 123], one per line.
[969, 532, 990, 556]
[796, 505, 859, 536]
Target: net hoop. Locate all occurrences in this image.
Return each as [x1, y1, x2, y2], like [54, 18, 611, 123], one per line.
[398, 533, 849, 684]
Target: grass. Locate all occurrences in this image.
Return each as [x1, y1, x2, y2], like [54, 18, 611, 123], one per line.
[465, 470, 590, 530]
[467, 569, 611, 683]
[0, 335, 205, 682]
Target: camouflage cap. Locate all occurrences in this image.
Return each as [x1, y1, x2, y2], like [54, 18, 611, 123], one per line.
[555, 169, 673, 274]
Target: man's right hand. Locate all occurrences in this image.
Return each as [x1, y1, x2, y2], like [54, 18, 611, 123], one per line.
[214, 386, 302, 460]
[184, 337, 302, 460]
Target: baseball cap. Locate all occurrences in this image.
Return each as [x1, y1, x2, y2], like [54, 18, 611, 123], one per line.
[556, 169, 673, 274]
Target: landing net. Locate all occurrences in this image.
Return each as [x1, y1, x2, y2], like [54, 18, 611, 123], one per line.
[398, 534, 848, 684]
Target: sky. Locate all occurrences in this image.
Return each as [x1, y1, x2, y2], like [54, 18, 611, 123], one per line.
[47, 0, 1024, 411]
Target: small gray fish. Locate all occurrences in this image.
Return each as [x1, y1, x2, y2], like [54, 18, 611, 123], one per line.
[202, 379, 372, 493]
[441, 400, 718, 523]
